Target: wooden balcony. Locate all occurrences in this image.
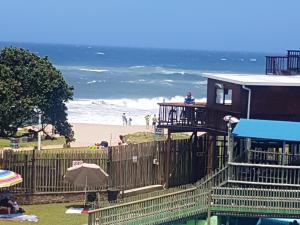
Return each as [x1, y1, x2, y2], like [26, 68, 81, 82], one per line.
[266, 50, 300, 75]
[158, 102, 240, 134]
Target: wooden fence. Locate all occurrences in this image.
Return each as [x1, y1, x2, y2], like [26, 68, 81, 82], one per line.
[108, 139, 198, 190]
[0, 138, 198, 193]
[0, 148, 107, 193]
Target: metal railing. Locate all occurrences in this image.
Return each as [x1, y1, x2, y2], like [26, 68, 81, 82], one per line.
[87, 165, 229, 225]
[228, 162, 300, 187]
[212, 187, 300, 217]
[87, 163, 300, 224]
[247, 149, 300, 165]
[88, 186, 208, 225]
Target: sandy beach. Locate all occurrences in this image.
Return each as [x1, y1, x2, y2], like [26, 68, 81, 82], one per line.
[71, 123, 152, 147]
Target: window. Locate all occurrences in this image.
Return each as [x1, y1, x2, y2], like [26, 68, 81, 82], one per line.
[224, 89, 232, 105]
[215, 84, 232, 105]
[216, 88, 224, 104]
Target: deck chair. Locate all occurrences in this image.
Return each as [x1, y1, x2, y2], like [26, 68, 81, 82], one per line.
[168, 108, 177, 125]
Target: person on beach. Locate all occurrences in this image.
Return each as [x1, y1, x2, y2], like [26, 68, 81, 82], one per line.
[184, 91, 195, 104]
[145, 114, 150, 129]
[122, 113, 127, 126]
[128, 117, 132, 126]
[152, 114, 157, 129]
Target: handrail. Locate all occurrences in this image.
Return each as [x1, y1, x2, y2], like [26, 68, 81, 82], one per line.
[88, 186, 209, 225]
[212, 187, 300, 216]
[196, 165, 229, 188]
[88, 187, 197, 214]
[87, 164, 300, 225]
[229, 162, 300, 169]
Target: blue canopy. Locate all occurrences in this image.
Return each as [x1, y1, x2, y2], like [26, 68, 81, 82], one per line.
[232, 119, 300, 142]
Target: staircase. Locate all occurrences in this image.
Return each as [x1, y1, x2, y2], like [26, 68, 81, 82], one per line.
[87, 164, 300, 225]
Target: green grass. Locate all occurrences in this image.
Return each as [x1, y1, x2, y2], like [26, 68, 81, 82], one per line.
[125, 132, 190, 144]
[0, 137, 65, 149]
[0, 203, 87, 225]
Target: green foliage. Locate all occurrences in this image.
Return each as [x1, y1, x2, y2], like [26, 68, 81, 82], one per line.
[0, 137, 65, 148]
[125, 132, 190, 144]
[0, 47, 74, 142]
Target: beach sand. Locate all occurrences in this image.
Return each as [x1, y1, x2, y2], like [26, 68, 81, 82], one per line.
[71, 123, 152, 147]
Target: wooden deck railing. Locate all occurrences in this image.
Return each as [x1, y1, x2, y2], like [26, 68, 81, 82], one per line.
[266, 53, 300, 75]
[265, 56, 288, 75]
[158, 103, 207, 127]
[158, 103, 240, 132]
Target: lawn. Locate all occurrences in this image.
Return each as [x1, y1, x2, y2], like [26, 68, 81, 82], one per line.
[0, 203, 88, 225]
[0, 137, 65, 149]
[125, 132, 190, 144]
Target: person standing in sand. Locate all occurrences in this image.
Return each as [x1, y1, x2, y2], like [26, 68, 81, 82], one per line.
[152, 114, 157, 129]
[145, 114, 150, 129]
[122, 113, 127, 126]
[128, 117, 132, 126]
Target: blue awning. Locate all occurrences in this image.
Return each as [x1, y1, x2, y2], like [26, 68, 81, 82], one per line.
[232, 119, 300, 142]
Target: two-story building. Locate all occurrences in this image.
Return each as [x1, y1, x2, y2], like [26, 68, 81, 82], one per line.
[158, 72, 300, 184]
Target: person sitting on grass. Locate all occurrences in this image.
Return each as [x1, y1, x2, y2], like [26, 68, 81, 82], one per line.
[118, 135, 127, 146]
[0, 191, 25, 214]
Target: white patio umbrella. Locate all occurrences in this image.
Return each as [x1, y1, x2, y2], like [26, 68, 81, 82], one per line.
[64, 163, 109, 205]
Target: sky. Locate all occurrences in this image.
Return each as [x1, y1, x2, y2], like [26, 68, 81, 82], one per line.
[0, 0, 300, 52]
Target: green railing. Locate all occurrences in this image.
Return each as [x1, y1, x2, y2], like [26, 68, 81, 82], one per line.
[87, 166, 228, 225]
[212, 187, 300, 217]
[88, 187, 209, 225]
[87, 164, 300, 225]
[228, 162, 300, 187]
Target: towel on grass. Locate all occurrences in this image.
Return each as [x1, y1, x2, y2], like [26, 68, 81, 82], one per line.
[0, 213, 38, 222]
[65, 207, 90, 214]
[65, 207, 84, 214]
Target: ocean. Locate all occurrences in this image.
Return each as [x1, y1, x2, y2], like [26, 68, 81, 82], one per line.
[0, 42, 269, 125]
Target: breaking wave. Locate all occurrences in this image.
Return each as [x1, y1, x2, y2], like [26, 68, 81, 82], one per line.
[67, 96, 206, 125]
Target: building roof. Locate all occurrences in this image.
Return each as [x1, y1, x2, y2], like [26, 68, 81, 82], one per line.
[203, 73, 300, 86]
[233, 119, 300, 142]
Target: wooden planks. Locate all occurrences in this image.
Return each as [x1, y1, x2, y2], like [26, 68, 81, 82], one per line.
[0, 138, 197, 194]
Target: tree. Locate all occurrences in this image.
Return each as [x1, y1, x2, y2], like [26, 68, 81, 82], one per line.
[0, 47, 74, 143]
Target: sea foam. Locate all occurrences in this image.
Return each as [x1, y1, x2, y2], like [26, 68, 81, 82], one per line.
[79, 68, 108, 73]
[67, 96, 206, 125]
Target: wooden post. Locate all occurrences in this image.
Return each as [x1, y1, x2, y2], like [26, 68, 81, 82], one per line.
[282, 141, 286, 165]
[107, 147, 113, 189]
[31, 146, 36, 193]
[192, 131, 198, 182]
[165, 131, 171, 188]
[207, 185, 212, 225]
[207, 134, 216, 174]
